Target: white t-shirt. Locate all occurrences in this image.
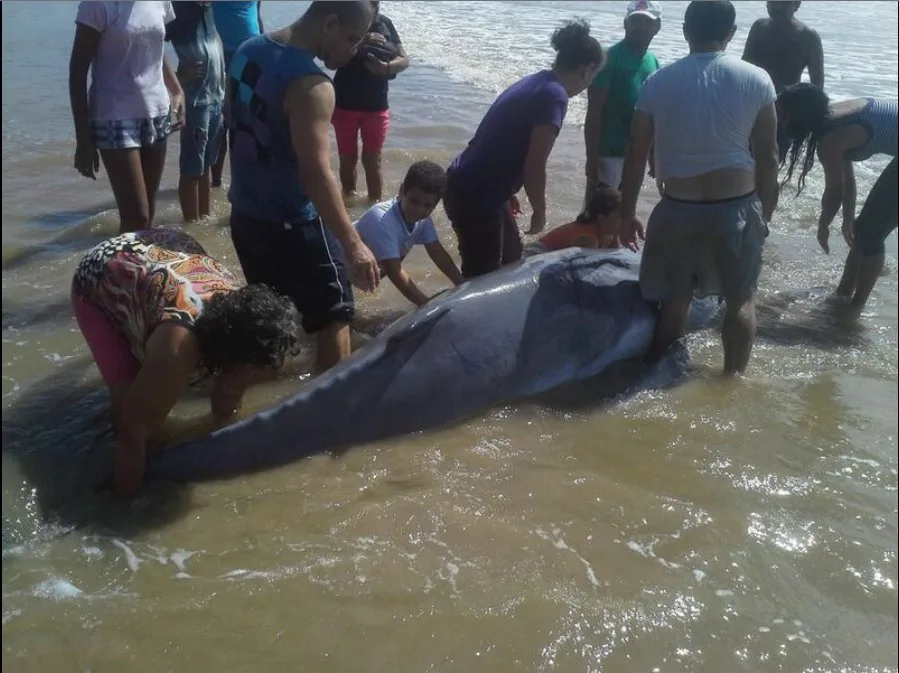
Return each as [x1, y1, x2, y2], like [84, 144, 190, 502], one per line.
[355, 198, 440, 262]
[75, 1, 176, 122]
[636, 51, 776, 181]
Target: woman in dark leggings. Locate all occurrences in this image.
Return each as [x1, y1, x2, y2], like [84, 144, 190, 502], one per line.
[777, 83, 897, 310]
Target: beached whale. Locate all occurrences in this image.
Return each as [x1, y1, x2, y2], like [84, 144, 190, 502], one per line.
[145, 248, 720, 483]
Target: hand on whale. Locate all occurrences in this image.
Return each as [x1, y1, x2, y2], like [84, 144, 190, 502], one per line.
[145, 248, 719, 484]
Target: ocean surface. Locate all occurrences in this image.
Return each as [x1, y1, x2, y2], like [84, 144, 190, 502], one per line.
[2, 2, 897, 671]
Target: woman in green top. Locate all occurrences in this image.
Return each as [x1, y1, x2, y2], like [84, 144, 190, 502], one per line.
[584, 0, 661, 195]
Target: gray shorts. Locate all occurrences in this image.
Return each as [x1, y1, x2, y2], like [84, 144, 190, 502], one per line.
[640, 193, 767, 304]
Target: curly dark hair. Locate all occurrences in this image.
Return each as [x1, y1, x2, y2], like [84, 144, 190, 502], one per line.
[402, 160, 447, 198]
[777, 82, 832, 197]
[578, 183, 621, 223]
[193, 284, 300, 371]
[551, 18, 604, 71]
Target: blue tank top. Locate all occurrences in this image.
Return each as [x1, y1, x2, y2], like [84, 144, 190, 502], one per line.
[212, 1, 261, 54]
[227, 35, 325, 224]
[827, 98, 898, 162]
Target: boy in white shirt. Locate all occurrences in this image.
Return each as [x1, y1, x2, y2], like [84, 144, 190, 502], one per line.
[355, 160, 464, 306]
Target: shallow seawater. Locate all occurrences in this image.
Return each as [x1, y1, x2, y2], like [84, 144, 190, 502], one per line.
[2, 1, 897, 671]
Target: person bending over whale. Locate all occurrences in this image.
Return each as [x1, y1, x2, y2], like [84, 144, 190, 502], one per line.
[443, 19, 604, 278]
[777, 84, 898, 310]
[354, 160, 463, 307]
[71, 228, 300, 497]
[523, 183, 622, 257]
[619, 0, 780, 376]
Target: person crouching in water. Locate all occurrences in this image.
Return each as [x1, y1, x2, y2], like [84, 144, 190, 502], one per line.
[354, 160, 464, 306]
[523, 184, 622, 257]
[71, 229, 300, 497]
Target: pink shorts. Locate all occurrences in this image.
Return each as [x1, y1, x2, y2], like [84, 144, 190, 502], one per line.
[332, 108, 390, 156]
[72, 290, 140, 389]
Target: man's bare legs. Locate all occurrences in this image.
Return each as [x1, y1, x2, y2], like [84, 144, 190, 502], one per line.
[650, 291, 757, 375]
[361, 151, 383, 202]
[648, 292, 693, 361]
[722, 295, 757, 375]
[315, 322, 352, 373]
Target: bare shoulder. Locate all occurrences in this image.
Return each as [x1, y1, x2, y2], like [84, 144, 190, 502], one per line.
[800, 23, 823, 44]
[284, 74, 333, 116]
[749, 17, 772, 32]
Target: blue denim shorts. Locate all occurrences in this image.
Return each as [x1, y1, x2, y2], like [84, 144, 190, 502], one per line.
[180, 101, 223, 176]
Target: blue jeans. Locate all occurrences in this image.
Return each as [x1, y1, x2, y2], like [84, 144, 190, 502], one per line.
[179, 101, 223, 176]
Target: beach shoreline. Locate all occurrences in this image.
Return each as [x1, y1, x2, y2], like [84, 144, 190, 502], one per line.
[2, 3, 897, 671]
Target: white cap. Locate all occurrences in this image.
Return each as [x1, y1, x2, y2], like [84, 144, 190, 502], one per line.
[626, 0, 662, 21]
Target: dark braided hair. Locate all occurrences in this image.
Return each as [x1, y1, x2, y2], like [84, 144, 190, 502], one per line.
[193, 284, 301, 372]
[777, 83, 832, 197]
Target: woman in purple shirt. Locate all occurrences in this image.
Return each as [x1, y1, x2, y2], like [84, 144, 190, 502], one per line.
[445, 19, 605, 278]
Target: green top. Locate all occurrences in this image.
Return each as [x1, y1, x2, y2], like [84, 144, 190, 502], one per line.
[592, 40, 660, 158]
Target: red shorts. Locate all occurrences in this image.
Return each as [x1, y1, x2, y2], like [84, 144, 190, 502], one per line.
[71, 289, 140, 389]
[332, 108, 390, 156]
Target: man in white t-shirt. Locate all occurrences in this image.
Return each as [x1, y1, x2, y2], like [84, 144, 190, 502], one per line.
[618, 0, 780, 376]
[355, 160, 464, 306]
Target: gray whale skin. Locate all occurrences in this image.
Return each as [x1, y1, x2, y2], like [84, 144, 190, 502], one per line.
[146, 248, 719, 482]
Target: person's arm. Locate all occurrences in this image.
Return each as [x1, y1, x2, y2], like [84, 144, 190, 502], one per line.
[618, 110, 654, 250]
[114, 323, 201, 497]
[209, 364, 261, 421]
[381, 259, 430, 306]
[523, 124, 560, 234]
[69, 21, 102, 179]
[741, 20, 764, 67]
[619, 111, 654, 220]
[162, 56, 186, 130]
[424, 241, 464, 286]
[750, 101, 780, 224]
[285, 77, 378, 290]
[365, 19, 410, 77]
[256, 1, 264, 33]
[584, 85, 609, 183]
[815, 141, 847, 254]
[388, 44, 410, 75]
[807, 29, 824, 88]
[365, 47, 410, 77]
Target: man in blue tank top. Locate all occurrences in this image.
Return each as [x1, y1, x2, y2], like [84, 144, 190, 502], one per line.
[227, 1, 380, 373]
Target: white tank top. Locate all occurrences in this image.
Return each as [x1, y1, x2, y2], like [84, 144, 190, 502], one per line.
[636, 52, 776, 181]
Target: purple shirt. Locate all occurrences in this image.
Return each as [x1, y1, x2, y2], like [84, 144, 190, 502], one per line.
[448, 70, 569, 207]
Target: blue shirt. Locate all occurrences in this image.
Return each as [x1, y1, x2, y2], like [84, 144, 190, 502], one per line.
[227, 35, 326, 224]
[166, 2, 224, 106]
[355, 199, 439, 262]
[212, 1, 260, 54]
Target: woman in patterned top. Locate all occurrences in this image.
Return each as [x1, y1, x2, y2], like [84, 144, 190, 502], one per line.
[71, 228, 300, 497]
